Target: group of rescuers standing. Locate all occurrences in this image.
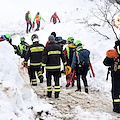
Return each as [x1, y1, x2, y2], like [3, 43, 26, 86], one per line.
[1, 32, 120, 113]
[0, 32, 90, 99]
[22, 32, 90, 99]
[25, 11, 60, 33]
[1, 11, 120, 113]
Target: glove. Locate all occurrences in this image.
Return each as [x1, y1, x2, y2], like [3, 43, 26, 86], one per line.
[24, 63, 28, 68]
[59, 21, 60, 23]
[23, 61, 28, 68]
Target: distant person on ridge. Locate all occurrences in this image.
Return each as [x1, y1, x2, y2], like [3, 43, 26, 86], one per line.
[25, 11, 33, 33]
[33, 11, 45, 31]
[50, 12, 60, 24]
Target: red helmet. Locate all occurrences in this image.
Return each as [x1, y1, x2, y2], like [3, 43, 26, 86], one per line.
[27, 11, 30, 14]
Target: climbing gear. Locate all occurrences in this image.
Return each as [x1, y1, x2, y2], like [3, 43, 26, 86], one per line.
[66, 69, 77, 84]
[64, 66, 71, 75]
[89, 62, 95, 77]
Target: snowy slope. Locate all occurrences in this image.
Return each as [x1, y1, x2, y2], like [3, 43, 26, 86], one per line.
[0, 0, 120, 120]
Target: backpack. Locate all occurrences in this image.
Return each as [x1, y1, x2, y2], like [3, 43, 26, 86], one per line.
[25, 13, 29, 21]
[76, 48, 90, 67]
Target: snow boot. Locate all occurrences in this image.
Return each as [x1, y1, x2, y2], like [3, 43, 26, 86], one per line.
[113, 104, 120, 113]
[85, 86, 88, 93]
[38, 75, 44, 83]
[55, 92, 59, 98]
[72, 81, 74, 87]
[66, 83, 70, 87]
[75, 89, 81, 92]
[47, 92, 52, 98]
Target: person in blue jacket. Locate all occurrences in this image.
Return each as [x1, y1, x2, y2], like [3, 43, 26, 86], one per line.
[71, 40, 90, 93]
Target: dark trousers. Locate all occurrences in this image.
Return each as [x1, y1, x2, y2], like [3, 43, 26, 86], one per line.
[46, 71, 60, 98]
[35, 21, 40, 31]
[26, 21, 32, 33]
[30, 66, 43, 85]
[76, 67, 88, 90]
[111, 71, 120, 112]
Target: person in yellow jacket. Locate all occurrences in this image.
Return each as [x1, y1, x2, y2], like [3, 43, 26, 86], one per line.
[33, 12, 45, 31]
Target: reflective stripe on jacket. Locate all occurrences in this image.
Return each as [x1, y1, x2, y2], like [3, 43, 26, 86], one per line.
[42, 42, 66, 72]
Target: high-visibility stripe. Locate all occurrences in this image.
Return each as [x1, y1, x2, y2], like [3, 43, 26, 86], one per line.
[45, 65, 61, 69]
[117, 46, 120, 54]
[42, 63, 46, 67]
[64, 62, 67, 65]
[54, 86, 60, 88]
[48, 51, 61, 55]
[24, 61, 28, 64]
[37, 71, 43, 77]
[54, 86, 60, 92]
[30, 47, 44, 52]
[30, 62, 42, 66]
[118, 65, 120, 69]
[113, 99, 120, 102]
[66, 46, 70, 59]
[32, 79, 37, 85]
[47, 86, 52, 92]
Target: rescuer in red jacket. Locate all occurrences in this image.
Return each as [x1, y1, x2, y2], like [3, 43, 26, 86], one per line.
[50, 12, 60, 24]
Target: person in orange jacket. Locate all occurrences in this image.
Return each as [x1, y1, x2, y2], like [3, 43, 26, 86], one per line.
[50, 12, 60, 24]
[33, 12, 45, 31]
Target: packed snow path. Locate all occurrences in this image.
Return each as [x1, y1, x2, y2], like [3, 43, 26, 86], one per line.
[18, 64, 120, 120]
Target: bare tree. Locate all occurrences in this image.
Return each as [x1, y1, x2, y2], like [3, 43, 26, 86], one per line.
[87, 0, 120, 40]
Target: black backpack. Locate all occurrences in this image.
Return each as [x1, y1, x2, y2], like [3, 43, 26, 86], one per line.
[76, 48, 90, 67]
[25, 13, 29, 21]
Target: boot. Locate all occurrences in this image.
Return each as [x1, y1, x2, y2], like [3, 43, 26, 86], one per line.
[113, 104, 120, 113]
[39, 75, 43, 83]
[66, 83, 70, 87]
[72, 81, 74, 87]
[47, 92, 52, 98]
[85, 86, 88, 93]
[75, 89, 81, 92]
[55, 92, 59, 98]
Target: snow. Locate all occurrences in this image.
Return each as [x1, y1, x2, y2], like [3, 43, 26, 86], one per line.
[0, 0, 120, 120]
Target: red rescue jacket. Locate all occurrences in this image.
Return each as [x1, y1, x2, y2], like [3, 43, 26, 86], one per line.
[50, 13, 60, 24]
